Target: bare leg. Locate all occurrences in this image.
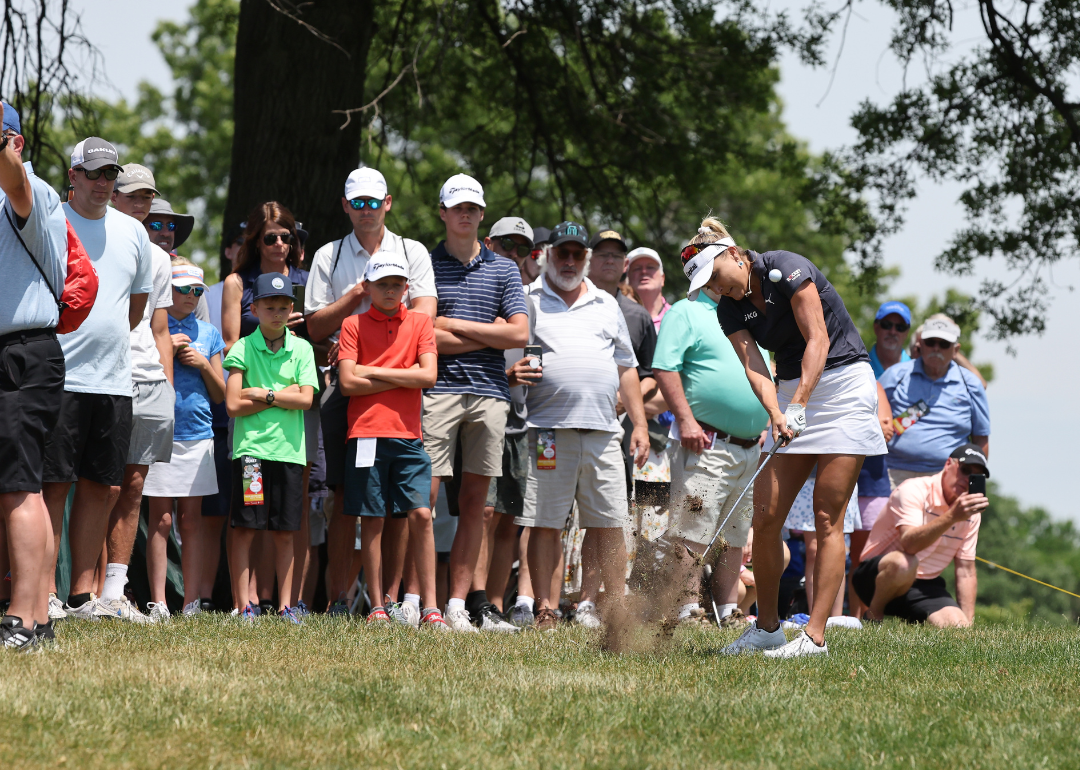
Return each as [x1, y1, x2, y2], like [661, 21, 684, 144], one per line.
[711, 545, 743, 605]
[470, 504, 498, 592]
[229, 527, 256, 611]
[436, 559, 449, 610]
[325, 486, 354, 607]
[177, 498, 204, 607]
[43, 481, 72, 594]
[106, 464, 148, 571]
[94, 543, 107, 596]
[486, 513, 518, 612]
[527, 527, 563, 610]
[290, 464, 311, 608]
[1, 491, 52, 625]
[581, 527, 627, 607]
[382, 517, 408, 601]
[515, 527, 533, 600]
[146, 498, 174, 604]
[198, 515, 226, 600]
[551, 548, 564, 607]
[359, 516, 385, 608]
[447, 473, 493, 601]
[801, 531, 817, 611]
[848, 529, 870, 618]
[866, 550, 918, 620]
[253, 531, 275, 605]
[272, 530, 294, 611]
[69, 479, 122, 596]
[927, 606, 971, 628]
[579, 528, 599, 603]
[406, 507, 437, 610]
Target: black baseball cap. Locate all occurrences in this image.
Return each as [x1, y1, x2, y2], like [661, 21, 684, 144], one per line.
[950, 444, 989, 477]
[533, 226, 552, 247]
[550, 221, 588, 248]
[253, 272, 295, 301]
[589, 228, 627, 251]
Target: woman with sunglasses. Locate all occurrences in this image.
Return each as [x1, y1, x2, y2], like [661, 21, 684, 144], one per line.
[681, 217, 886, 658]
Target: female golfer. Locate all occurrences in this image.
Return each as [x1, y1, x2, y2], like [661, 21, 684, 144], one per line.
[682, 218, 886, 657]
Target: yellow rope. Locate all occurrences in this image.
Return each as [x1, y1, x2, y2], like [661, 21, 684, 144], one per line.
[974, 556, 1080, 600]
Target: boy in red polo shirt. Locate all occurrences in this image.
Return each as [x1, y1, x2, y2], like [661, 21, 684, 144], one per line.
[338, 254, 446, 629]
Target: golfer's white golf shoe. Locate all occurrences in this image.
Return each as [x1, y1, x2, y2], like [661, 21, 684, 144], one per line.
[721, 620, 787, 655]
[763, 631, 828, 659]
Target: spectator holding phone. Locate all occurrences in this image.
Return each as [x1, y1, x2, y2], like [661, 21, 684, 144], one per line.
[879, 314, 990, 489]
[853, 444, 989, 627]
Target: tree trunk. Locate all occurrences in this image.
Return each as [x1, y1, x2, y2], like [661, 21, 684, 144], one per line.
[222, 0, 375, 274]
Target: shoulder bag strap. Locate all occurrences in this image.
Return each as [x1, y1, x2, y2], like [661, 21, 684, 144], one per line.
[4, 206, 61, 307]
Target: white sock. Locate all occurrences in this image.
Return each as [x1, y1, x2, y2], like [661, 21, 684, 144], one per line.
[577, 600, 596, 613]
[717, 603, 737, 619]
[101, 564, 128, 601]
[678, 602, 700, 621]
[404, 593, 420, 610]
[447, 597, 466, 613]
[515, 595, 534, 612]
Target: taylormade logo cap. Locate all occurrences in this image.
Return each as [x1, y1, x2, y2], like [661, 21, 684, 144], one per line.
[439, 173, 486, 208]
[364, 254, 410, 283]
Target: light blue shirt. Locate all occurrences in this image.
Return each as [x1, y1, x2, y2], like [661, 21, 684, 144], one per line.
[880, 358, 991, 472]
[868, 343, 910, 378]
[0, 162, 67, 336]
[170, 313, 224, 441]
[61, 203, 153, 395]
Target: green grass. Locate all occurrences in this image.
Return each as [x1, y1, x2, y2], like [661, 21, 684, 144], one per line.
[1, 616, 1078, 769]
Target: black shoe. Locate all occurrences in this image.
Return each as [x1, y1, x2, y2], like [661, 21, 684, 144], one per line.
[34, 619, 57, 648]
[258, 600, 275, 617]
[0, 598, 10, 616]
[1, 616, 37, 651]
[327, 599, 350, 618]
[200, 599, 217, 613]
[476, 603, 519, 633]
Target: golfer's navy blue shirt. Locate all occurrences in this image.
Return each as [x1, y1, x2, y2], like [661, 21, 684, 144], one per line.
[429, 241, 527, 401]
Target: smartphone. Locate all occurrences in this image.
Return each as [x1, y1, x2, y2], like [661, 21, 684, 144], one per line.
[524, 345, 542, 365]
[968, 473, 986, 496]
[292, 284, 305, 309]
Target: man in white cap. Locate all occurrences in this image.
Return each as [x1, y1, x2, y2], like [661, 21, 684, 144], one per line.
[305, 166, 436, 617]
[425, 173, 529, 632]
[627, 247, 670, 331]
[42, 137, 154, 620]
[879, 313, 990, 488]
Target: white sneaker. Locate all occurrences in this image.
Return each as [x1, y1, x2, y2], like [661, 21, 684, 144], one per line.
[147, 602, 171, 623]
[94, 596, 150, 624]
[478, 606, 520, 633]
[763, 630, 829, 659]
[825, 615, 862, 630]
[48, 594, 68, 621]
[443, 606, 479, 633]
[721, 620, 787, 655]
[387, 599, 420, 629]
[573, 603, 603, 629]
[62, 595, 99, 621]
[182, 600, 202, 617]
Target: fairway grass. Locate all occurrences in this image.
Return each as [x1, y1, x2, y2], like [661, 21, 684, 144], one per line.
[1, 617, 1078, 769]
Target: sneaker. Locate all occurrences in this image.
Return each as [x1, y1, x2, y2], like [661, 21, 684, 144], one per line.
[327, 599, 350, 618]
[250, 603, 263, 617]
[825, 615, 862, 630]
[239, 605, 257, 623]
[477, 603, 519, 633]
[763, 630, 828, 659]
[420, 608, 450, 631]
[182, 600, 202, 617]
[366, 606, 391, 624]
[443, 605, 479, 633]
[573, 603, 602, 629]
[506, 604, 534, 628]
[721, 620, 787, 655]
[48, 593, 67, 621]
[387, 600, 420, 629]
[534, 607, 559, 632]
[258, 600, 275, 617]
[94, 596, 150, 624]
[718, 609, 751, 629]
[33, 619, 57, 648]
[62, 595, 98, 621]
[781, 612, 810, 630]
[0, 598, 8, 616]
[280, 606, 303, 625]
[294, 601, 311, 618]
[200, 599, 217, 613]
[147, 602, 171, 623]
[0, 616, 36, 651]
[861, 612, 883, 626]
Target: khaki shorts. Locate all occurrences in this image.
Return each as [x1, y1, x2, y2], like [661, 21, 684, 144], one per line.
[422, 393, 509, 478]
[668, 440, 760, 548]
[516, 428, 628, 530]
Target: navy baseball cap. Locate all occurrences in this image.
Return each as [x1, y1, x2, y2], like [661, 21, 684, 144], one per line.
[533, 226, 552, 247]
[550, 221, 588, 248]
[875, 301, 912, 325]
[2, 102, 20, 134]
[253, 272, 295, 301]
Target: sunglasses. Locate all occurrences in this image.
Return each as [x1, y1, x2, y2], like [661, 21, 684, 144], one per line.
[877, 319, 910, 332]
[81, 167, 120, 181]
[148, 220, 177, 232]
[263, 232, 293, 246]
[922, 337, 953, 350]
[498, 237, 532, 259]
[593, 250, 627, 263]
[958, 464, 984, 477]
[348, 198, 384, 210]
[680, 242, 727, 264]
[174, 285, 205, 297]
[554, 248, 587, 262]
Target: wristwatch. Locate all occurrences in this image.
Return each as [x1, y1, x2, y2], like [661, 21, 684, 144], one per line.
[265, 389, 275, 405]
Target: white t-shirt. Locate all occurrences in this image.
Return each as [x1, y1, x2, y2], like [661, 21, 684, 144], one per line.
[129, 243, 173, 383]
[305, 229, 436, 342]
[205, 281, 224, 333]
[61, 204, 154, 396]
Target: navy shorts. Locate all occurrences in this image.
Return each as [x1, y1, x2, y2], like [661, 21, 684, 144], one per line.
[344, 437, 432, 518]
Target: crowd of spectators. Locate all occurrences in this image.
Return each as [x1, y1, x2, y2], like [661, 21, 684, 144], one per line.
[0, 100, 993, 649]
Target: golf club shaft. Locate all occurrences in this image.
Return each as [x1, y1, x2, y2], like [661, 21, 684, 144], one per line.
[700, 437, 785, 560]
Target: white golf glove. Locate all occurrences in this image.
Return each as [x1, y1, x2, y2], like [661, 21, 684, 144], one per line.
[784, 403, 806, 439]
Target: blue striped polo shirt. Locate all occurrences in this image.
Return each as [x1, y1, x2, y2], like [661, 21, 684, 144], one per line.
[430, 241, 528, 401]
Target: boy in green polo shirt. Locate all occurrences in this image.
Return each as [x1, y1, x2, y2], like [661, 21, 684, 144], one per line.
[224, 273, 317, 623]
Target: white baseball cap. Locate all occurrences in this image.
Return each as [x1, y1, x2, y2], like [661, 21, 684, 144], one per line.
[364, 253, 410, 283]
[344, 167, 387, 200]
[488, 216, 534, 247]
[921, 316, 961, 344]
[171, 264, 207, 290]
[683, 238, 736, 301]
[627, 247, 663, 274]
[439, 173, 486, 208]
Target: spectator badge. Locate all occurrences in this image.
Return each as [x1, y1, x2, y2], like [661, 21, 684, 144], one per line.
[536, 429, 556, 470]
[242, 456, 264, 505]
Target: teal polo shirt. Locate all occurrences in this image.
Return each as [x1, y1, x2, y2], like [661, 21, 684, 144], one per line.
[653, 296, 769, 440]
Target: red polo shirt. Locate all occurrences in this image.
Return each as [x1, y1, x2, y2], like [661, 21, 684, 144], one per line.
[337, 304, 437, 440]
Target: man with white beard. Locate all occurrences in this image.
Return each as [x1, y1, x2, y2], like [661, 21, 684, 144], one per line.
[515, 221, 650, 631]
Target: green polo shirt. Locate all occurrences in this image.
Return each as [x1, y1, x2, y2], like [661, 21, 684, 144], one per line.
[223, 329, 319, 465]
[653, 295, 769, 440]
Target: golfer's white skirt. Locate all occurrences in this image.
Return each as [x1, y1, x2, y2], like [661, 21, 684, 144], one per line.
[772, 361, 887, 456]
[143, 438, 219, 498]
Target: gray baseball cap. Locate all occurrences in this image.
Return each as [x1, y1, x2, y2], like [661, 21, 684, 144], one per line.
[70, 137, 121, 171]
[488, 216, 534, 248]
[115, 164, 159, 195]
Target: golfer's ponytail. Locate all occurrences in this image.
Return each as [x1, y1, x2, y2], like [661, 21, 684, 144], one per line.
[691, 215, 750, 260]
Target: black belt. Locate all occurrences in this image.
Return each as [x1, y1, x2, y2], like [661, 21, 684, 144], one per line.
[0, 328, 56, 348]
[697, 420, 759, 449]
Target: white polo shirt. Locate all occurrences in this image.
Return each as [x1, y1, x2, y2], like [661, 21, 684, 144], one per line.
[524, 276, 637, 432]
[305, 228, 436, 342]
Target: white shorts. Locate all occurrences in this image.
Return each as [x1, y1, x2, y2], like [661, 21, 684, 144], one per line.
[143, 438, 218, 498]
[773, 361, 887, 456]
[668, 440, 760, 548]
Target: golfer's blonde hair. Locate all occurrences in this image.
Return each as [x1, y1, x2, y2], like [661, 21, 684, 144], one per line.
[689, 216, 750, 260]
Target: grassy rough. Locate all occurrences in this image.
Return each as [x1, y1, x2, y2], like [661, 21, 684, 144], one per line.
[1, 617, 1078, 769]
